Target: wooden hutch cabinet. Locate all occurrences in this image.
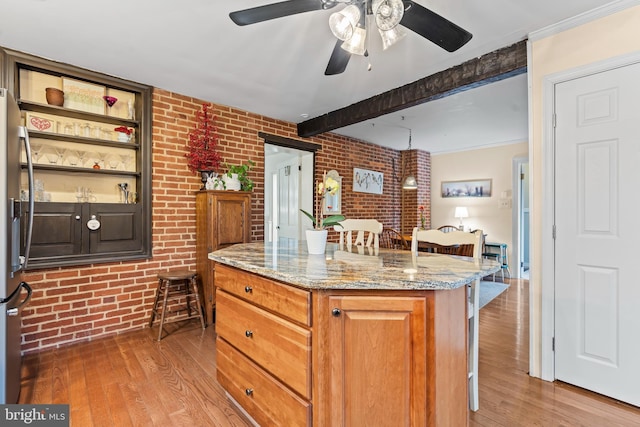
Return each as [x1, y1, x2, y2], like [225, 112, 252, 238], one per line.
[196, 190, 251, 324]
[1, 47, 152, 269]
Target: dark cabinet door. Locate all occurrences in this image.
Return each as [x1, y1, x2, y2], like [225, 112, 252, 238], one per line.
[88, 203, 142, 253]
[24, 202, 83, 259]
[22, 202, 143, 269]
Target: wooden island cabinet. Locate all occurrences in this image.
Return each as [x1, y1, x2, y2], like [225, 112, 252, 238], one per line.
[195, 190, 251, 325]
[211, 242, 499, 426]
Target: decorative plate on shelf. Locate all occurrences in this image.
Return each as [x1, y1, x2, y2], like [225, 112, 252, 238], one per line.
[62, 78, 106, 115]
[25, 112, 56, 133]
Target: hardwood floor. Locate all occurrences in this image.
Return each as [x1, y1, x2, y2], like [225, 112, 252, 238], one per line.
[19, 278, 640, 426]
[471, 278, 640, 427]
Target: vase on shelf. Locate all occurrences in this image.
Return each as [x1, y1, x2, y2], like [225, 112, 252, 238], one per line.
[198, 170, 215, 190]
[117, 132, 130, 142]
[305, 229, 328, 255]
[45, 88, 64, 106]
[222, 173, 241, 191]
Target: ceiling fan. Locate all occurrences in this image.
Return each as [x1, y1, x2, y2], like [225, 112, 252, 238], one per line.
[229, 0, 472, 75]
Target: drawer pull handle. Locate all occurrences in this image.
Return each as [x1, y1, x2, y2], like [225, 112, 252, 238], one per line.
[332, 308, 341, 317]
[245, 330, 253, 338]
[244, 286, 253, 293]
[245, 388, 254, 396]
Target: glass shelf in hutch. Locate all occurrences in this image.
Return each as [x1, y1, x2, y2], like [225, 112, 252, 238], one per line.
[3, 47, 152, 268]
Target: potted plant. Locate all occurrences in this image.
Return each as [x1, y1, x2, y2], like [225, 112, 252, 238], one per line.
[185, 103, 222, 189]
[300, 171, 345, 254]
[223, 160, 255, 191]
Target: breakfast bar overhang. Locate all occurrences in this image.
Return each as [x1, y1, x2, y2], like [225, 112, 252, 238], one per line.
[210, 241, 500, 426]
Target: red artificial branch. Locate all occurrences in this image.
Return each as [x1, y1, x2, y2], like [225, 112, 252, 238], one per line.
[185, 103, 222, 173]
[114, 126, 133, 135]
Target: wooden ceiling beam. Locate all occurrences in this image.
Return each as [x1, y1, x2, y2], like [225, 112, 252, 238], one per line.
[297, 40, 527, 138]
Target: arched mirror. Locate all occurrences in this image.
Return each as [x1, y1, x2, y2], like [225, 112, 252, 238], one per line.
[323, 169, 342, 215]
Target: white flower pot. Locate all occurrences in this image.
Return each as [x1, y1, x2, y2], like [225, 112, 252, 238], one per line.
[305, 229, 328, 255]
[117, 132, 130, 142]
[222, 173, 241, 191]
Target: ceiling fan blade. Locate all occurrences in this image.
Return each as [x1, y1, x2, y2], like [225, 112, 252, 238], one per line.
[230, 0, 327, 26]
[325, 39, 351, 75]
[400, 1, 472, 52]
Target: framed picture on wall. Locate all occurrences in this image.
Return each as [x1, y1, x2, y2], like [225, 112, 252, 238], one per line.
[441, 179, 492, 198]
[353, 168, 384, 195]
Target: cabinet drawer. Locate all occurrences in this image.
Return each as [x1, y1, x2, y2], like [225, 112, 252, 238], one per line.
[217, 338, 311, 427]
[215, 264, 311, 326]
[216, 289, 311, 399]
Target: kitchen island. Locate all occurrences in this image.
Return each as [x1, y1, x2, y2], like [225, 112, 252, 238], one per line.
[210, 241, 500, 427]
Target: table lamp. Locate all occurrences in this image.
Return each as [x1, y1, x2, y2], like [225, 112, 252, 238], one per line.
[454, 207, 469, 231]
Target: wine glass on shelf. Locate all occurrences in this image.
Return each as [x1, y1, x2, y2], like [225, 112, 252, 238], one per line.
[43, 147, 59, 165]
[53, 146, 66, 165]
[66, 150, 79, 167]
[103, 95, 118, 116]
[75, 186, 85, 203]
[103, 95, 118, 107]
[76, 150, 87, 168]
[30, 142, 43, 164]
[121, 153, 132, 171]
[108, 154, 121, 170]
[98, 152, 109, 169]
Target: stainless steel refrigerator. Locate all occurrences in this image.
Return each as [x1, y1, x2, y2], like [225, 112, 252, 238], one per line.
[0, 88, 33, 404]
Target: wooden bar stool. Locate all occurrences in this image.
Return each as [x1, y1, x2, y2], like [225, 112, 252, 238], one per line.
[149, 270, 205, 341]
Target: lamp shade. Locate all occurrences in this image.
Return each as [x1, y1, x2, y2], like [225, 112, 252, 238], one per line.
[454, 207, 469, 219]
[329, 5, 360, 41]
[379, 26, 406, 50]
[373, 0, 404, 31]
[402, 175, 418, 190]
[341, 26, 367, 55]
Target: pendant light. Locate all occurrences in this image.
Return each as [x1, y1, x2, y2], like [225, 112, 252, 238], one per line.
[402, 128, 418, 190]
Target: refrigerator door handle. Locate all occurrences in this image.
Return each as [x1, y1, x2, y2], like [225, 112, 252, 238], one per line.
[18, 126, 34, 270]
[5, 282, 32, 316]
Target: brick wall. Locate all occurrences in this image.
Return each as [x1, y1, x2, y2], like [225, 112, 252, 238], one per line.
[400, 150, 432, 235]
[20, 88, 430, 354]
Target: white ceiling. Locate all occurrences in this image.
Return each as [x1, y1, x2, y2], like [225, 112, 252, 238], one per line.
[0, 0, 627, 153]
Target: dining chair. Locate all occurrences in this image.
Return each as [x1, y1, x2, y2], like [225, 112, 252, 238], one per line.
[379, 227, 409, 250]
[334, 219, 383, 249]
[411, 227, 483, 411]
[437, 224, 460, 233]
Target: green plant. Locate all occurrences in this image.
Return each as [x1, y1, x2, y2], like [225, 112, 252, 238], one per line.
[224, 160, 255, 191]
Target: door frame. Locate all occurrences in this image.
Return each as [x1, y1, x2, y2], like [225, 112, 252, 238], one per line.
[264, 143, 315, 241]
[540, 50, 640, 381]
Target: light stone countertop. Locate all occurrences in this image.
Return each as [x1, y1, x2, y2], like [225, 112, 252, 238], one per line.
[209, 240, 501, 291]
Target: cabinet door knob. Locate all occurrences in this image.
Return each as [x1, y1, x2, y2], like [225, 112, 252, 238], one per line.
[245, 388, 254, 396]
[245, 330, 253, 338]
[244, 286, 253, 293]
[332, 308, 341, 317]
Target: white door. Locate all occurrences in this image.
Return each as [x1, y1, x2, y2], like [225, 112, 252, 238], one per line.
[554, 62, 640, 406]
[275, 160, 300, 239]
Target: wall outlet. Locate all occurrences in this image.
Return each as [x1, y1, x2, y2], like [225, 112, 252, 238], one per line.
[499, 198, 512, 209]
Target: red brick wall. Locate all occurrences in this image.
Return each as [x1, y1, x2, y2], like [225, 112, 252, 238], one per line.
[20, 88, 430, 354]
[401, 150, 432, 235]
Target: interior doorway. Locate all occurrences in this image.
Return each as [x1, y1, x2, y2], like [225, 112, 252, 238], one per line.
[264, 144, 314, 242]
[512, 156, 530, 279]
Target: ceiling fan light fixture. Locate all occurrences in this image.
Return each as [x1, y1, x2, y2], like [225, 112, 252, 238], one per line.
[379, 26, 406, 50]
[373, 0, 404, 31]
[329, 4, 361, 41]
[341, 26, 367, 56]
